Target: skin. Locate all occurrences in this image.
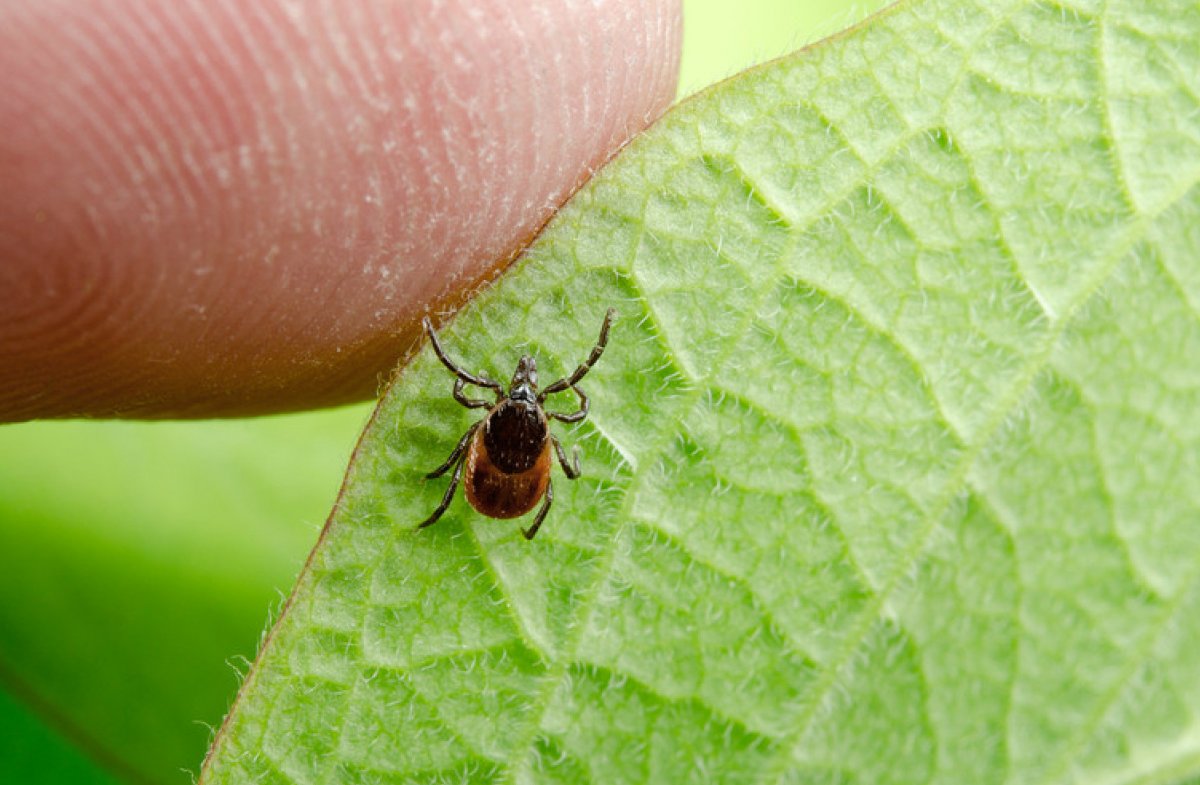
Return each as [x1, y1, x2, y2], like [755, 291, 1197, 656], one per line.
[0, 0, 681, 420]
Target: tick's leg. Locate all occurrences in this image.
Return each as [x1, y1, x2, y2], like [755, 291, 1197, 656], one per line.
[418, 444, 471, 530]
[522, 479, 553, 540]
[426, 422, 480, 478]
[453, 378, 494, 409]
[538, 308, 616, 402]
[547, 384, 588, 423]
[552, 435, 581, 479]
[424, 317, 504, 398]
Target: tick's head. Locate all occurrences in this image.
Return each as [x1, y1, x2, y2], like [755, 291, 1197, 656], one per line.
[509, 355, 538, 402]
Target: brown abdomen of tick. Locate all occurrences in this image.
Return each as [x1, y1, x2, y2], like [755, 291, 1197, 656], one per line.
[464, 399, 551, 519]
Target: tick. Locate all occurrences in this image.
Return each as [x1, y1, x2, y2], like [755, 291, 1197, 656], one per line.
[417, 308, 616, 540]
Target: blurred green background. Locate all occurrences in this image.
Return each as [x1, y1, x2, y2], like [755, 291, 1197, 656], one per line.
[0, 1, 888, 782]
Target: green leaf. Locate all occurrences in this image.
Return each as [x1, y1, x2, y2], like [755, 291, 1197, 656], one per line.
[202, 0, 1200, 782]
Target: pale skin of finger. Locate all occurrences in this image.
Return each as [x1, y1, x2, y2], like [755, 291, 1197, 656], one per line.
[0, 0, 681, 421]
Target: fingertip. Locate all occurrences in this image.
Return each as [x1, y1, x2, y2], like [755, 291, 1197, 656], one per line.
[0, 0, 681, 420]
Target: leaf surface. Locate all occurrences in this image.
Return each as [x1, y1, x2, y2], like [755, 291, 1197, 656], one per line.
[203, 0, 1200, 782]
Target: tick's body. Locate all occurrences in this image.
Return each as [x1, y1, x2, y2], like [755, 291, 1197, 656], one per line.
[418, 309, 615, 539]
[465, 399, 550, 518]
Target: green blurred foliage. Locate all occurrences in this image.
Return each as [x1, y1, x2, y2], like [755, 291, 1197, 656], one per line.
[0, 411, 367, 783]
[0, 687, 122, 785]
[679, 0, 889, 95]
